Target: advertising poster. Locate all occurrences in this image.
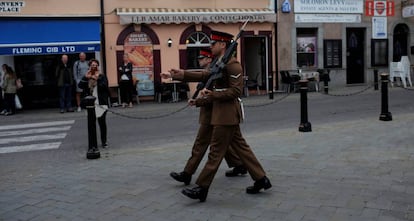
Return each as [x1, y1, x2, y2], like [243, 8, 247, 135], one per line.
[124, 32, 154, 96]
[372, 17, 387, 39]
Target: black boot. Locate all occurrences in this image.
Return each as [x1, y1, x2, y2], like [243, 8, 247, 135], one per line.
[170, 171, 191, 185]
[225, 165, 247, 177]
[182, 186, 208, 202]
[246, 176, 272, 194]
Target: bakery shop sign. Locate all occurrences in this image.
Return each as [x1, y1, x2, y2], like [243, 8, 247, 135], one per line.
[124, 32, 155, 96]
[0, 1, 25, 13]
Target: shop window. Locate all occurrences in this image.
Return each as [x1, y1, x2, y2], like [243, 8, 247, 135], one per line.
[371, 39, 388, 66]
[297, 28, 317, 68]
[323, 40, 342, 68]
[186, 32, 210, 69]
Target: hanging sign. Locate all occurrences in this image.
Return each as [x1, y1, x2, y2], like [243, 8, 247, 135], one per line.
[281, 0, 291, 13]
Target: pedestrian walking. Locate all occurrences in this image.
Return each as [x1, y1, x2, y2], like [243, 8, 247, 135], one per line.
[73, 52, 89, 112]
[78, 59, 110, 148]
[169, 48, 247, 186]
[164, 30, 271, 202]
[0, 64, 6, 113]
[56, 54, 74, 113]
[119, 54, 134, 108]
[1, 65, 17, 116]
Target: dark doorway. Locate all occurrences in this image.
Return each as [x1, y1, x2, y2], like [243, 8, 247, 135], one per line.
[243, 36, 268, 94]
[393, 23, 409, 62]
[346, 28, 365, 84]
[14, 53, 95, 109]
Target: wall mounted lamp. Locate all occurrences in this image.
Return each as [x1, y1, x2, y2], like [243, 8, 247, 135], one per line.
[167, 38, 172, 47]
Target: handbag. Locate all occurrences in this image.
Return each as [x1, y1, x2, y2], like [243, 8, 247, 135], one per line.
[16, 78, 23, 89]
[15, 95, 22, 109]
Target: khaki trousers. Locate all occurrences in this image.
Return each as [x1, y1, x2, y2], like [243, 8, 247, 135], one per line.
[196, 125, 266, 188]
[184, 124, 242, 175]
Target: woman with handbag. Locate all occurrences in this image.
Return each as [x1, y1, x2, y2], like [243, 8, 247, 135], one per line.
[119, 54, 134, 108]
[78, 59, 110, 148]
[1, 65, 17, 116]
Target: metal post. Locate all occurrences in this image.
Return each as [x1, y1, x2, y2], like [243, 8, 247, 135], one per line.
[323, 69, 330, 94]
[84, 96, 100, 159]
[100, 0, 107, 75]
[299, 80, 312, 132]
[268, 72, 274, 99]
[379, 73, 392, 121]
[374, 69, 379, 90]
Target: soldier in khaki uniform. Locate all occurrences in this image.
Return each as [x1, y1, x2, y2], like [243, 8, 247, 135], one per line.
[164, 31, 271, 202]
[170, 48, 247, 186]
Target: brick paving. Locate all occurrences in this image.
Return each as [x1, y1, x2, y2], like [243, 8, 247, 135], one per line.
[1, 88, 414, 220]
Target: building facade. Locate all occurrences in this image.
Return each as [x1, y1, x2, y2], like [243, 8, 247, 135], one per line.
[105, 0, 277, 98]
[278, 0, 414, 86]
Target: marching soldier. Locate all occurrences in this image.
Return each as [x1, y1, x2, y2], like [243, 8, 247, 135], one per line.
[169, 48, 247, 186]
[163, 30, 271, 202]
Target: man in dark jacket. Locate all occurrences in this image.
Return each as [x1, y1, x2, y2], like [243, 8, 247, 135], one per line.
[56, 54, 74, 113]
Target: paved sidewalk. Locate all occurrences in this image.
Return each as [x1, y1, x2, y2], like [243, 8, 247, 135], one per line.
[1, 84, 377, 124]
[1, 98, 414, 221]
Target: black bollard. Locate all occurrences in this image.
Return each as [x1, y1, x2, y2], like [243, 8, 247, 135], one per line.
[84, 96, 101, 159]
[268, 72, 274, 99]
[323, 69, 330, 94]
[379, 73, 392, 121]
[374, 69, 379, 90]
[299, 80, 312, 132]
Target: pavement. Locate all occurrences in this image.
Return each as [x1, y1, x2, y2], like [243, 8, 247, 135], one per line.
[1, 86, 414, 221]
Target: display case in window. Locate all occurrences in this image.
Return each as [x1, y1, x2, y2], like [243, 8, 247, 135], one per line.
[371, 39, 388, 67]
[297, 36, 316, 67]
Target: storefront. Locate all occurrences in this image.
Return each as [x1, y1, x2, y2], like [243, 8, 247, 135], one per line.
[103, 0, 277, 100]
[278, 0, 414, 86]
[0, 18, 101, 107]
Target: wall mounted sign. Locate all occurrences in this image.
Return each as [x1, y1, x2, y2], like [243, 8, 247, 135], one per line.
[0, 1, 25, 13]
[295, 14, 361, 23]
[294, 0, 363, 14]
[403, 4, 414, 18]
[117, 8, 277, 25]
[281, 0, 291, 13]
[372, 16, 387, 39]
[365, 0, 394, 16]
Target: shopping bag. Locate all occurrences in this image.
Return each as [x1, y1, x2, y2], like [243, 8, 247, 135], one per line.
[15, 95, 22, 109]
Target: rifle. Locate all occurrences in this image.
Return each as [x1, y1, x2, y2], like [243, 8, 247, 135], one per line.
[191, 57, 218, 99]
[203, 19, 249, 91]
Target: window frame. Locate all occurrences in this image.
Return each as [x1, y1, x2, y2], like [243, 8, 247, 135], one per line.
[323, 39, 342, 68]
[371, 39, 389, 67]
[296, 28, 318, 68]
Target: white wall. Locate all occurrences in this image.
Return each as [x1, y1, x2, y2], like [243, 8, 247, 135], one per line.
[0, 56, 14, 69]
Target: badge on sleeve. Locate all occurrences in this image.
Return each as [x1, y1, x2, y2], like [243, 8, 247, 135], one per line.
[230, 73, 241, 79]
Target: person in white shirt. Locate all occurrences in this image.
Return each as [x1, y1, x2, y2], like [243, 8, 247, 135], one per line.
[73, 52, 89, 112]
[0, 64, 5, 112]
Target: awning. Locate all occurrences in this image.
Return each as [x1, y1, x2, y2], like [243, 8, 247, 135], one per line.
[0, 19, 100, 56]
[116, 8, 277, 25]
